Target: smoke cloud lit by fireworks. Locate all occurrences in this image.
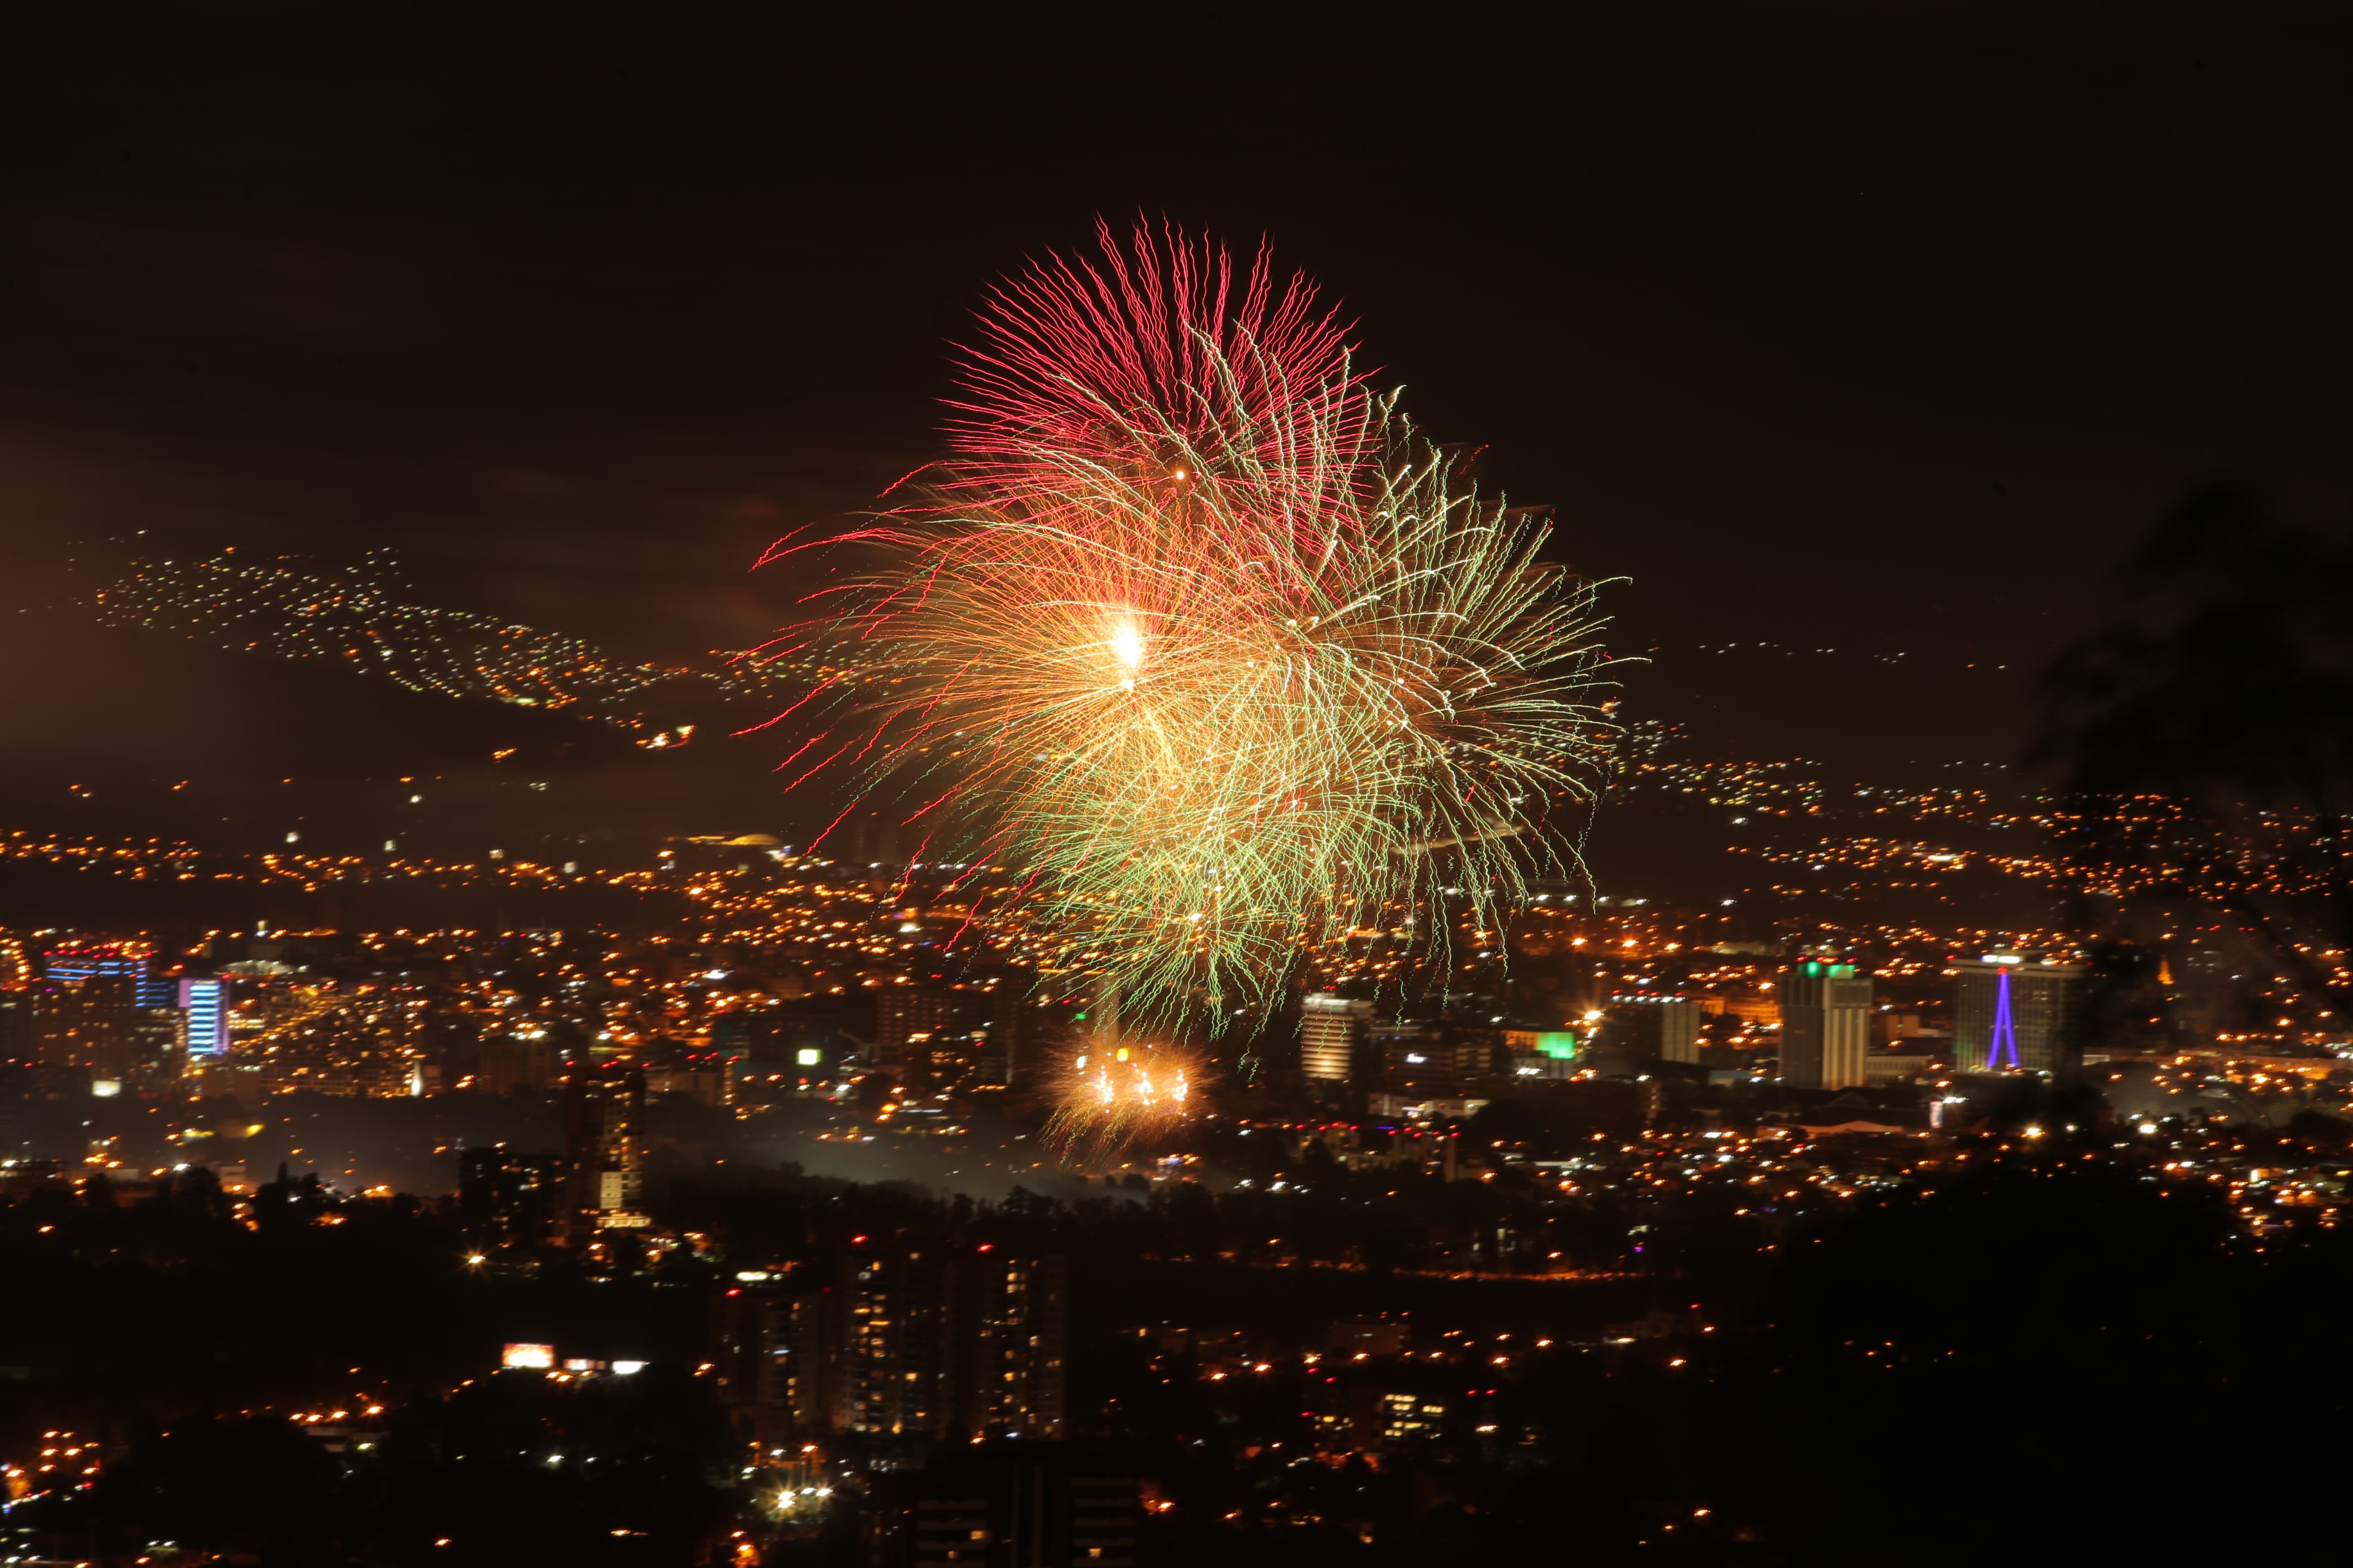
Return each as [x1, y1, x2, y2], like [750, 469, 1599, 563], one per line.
[762, 220, 1617, 1030]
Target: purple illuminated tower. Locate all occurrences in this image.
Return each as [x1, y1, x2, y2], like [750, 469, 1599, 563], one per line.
[1985, 967, 2021, 1072]
[1956, 954, 2083, 1073]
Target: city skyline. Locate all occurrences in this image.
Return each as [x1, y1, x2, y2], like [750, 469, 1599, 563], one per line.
[4, 8, 2350, 1566]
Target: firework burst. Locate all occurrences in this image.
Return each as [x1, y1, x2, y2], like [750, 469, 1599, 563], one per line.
[1042, 1032, 1206, 1159]
[761, 221, 1617, 1029]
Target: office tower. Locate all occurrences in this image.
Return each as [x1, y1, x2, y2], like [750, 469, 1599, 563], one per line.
[458, 1144, 563, 1247]
[1300, 993, 1373, 1083]
[562, 1064, 647, 1241]
[1604, 996, 1703, 1064]
[28, 945, 180, 1088]
[861, 1453, 1139, 1568]
[41, 941, 154, 988]
[1779, 956, 1872, 1089]
[34, 976, 175, 1086]
[1954, 955, 2085, 1073]
[178, 978, 231, 1059]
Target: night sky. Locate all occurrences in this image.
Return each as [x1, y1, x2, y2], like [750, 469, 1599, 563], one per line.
[4, 5, 2348, 871]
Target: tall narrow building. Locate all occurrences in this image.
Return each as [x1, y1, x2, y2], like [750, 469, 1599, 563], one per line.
[953, 1251, 1067, 1440]
[179, 978, 231, 1061]
[833, 1245, 955, 1436]
[562, 1063, 647, 1241]
[713, 1272, 831, 1444]
[1779, 956, 1872, 1090]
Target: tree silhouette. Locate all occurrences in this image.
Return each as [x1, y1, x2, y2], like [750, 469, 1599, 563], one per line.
[2036, 482, 2353, 1010]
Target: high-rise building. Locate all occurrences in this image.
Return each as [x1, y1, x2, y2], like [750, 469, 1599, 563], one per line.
[1954, 955, 2084, 1073]
[41, 941, 154, 988]
[955, 1252, 1067, 1440]
[1300, 994, 1373, 1083]
[713, 1273, 831, 1443]
[833, 1245, 955, 1436]
[562, 1064, 647, 1241]
[1604, 996, 1704, 1064]
[32, 975, 178, 1087]
[28, 945, 184, 1088]
[179, 978, 230, 1059]
[1779, 957, 1872, 1090]
[721, 1246, 1069, 1444]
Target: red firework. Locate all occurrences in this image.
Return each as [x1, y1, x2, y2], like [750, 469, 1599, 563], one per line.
[941, 217, 1374, 520]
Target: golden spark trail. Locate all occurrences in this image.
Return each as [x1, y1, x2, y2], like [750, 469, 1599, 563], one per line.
[769, 221, 1619, 1030]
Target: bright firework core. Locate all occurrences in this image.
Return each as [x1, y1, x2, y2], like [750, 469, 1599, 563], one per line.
[1045, 1035, 1204, 1159]
[1080, 1044, 1185, 1112]
[1108, 619, 1146, 673]
[769, 219, 1617, 1030]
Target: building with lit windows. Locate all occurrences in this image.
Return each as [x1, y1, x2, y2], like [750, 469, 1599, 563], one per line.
[1779, 956, 1872, 1089]
[42, 941, 154, 989]
[1954, 954, 2084, 1073]
[1300, 993, 1373, 1083]
[562, 1064, 646, 1239]
[179, 977, 230, 1058]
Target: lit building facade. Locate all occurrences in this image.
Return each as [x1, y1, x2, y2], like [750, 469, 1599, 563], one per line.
[719, 1247, 1067, 1445]
[1779, 957, 1872, 1089]
[179, 978, 230, 1058]
[1301, 993, 1373, 1083]
[562, 1064, 647, 1240]
[1954, 955, 2084, 1073]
